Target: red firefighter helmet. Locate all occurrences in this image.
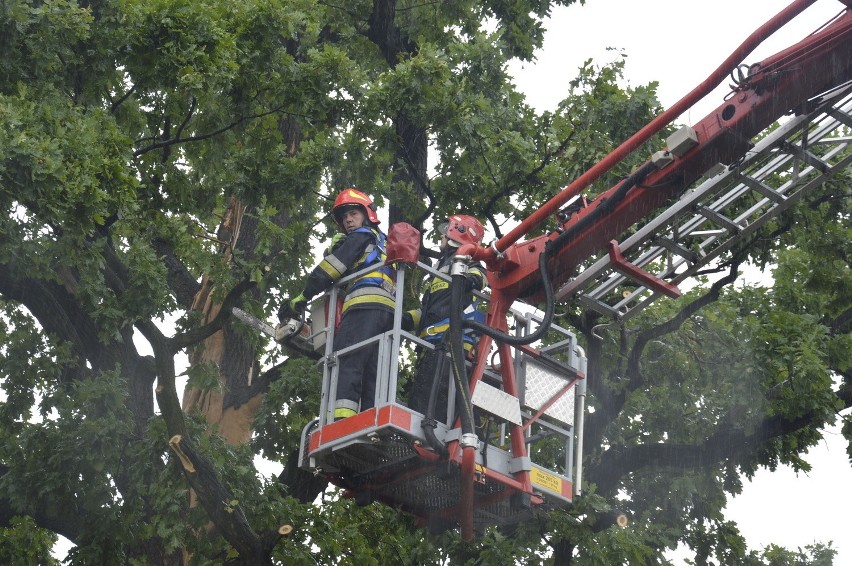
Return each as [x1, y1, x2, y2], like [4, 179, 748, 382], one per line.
[439, 214, 485, 247]
[332, 188, 380, 228]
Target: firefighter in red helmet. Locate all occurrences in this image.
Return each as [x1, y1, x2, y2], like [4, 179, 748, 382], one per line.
[280, 188, 395, 420]
[403, 214, 487, 422]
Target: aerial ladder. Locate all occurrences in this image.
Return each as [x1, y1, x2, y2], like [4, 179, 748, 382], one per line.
[296, 0, 852, 540]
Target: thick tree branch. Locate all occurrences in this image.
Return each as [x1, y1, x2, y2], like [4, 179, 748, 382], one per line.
[167, 279, 257, 354]
[0, 257, 140, 385]
[626, 261, 741, 386]
[168, 436, 278, 564]
[143, 325, 189, 448]
[365, 0, 413, 65]
[0, 465, 82, 542]
[589, 387, 847, 496]
[152, 237, 201, 308]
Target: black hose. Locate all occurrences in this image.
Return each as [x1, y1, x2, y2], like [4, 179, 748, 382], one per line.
[421, 343, 449, 458]
[551, 161, 656, 255]
[463, 244, 555, 346]
[450, 271, 476, 436]
[425, 343, 446, 419]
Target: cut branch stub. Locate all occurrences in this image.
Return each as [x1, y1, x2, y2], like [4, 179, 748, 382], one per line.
[169, 435, 196, 474]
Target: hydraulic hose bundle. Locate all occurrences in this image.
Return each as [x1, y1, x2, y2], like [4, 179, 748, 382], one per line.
[464, 242, 556, 346]
[449, 263, 478, 539]
[449, 267, 476, 436]
[420, 343, 450, 458]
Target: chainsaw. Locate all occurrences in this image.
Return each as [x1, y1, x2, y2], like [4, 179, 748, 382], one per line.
[230, 307, 320, 358]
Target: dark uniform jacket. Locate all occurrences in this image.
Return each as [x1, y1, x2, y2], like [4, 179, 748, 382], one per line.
[409, 250, 486, 345]
[302, 226, 395, 314]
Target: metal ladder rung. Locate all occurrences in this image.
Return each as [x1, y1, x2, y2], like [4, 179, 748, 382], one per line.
[652, 235, 702, 264]
[827, 107, 852, 129]
[576, 294, 623, 319]
[697, 206, 743, 233]
[781, 141, 830, 173]
[737, 173, 787, 204]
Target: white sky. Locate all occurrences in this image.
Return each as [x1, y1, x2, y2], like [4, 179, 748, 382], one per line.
[508, 0, 852, 563]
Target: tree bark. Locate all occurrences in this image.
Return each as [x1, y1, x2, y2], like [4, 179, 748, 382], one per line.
[182, 198, 262, 443]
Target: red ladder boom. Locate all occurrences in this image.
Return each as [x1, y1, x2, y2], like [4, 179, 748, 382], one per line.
[463, 0, 852, 303]
[452, 0, 852, 538]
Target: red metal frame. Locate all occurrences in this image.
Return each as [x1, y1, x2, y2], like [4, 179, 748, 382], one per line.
[452, 0, 852, 539]
[308, 399, 566, 538]
[607, 240, 681, 299]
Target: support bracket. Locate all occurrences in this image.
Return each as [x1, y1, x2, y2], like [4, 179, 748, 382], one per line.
[607, 240, 681, 299]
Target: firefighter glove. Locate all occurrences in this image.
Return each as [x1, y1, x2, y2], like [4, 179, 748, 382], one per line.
[402, 309, 419, 332]
[331, 232, 346, 248]
[325, 232, 346, 255]
[289, 293, 307, 313]
[278, 293, 306, 322]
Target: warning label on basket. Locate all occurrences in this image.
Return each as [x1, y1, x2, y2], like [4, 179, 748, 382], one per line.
[531, 467, 562, 494]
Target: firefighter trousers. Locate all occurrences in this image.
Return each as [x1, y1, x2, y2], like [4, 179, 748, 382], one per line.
[333, 307, 394, 414]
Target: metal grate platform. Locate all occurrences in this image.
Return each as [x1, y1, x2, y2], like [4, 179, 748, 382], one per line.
[304, 415, 572, 531]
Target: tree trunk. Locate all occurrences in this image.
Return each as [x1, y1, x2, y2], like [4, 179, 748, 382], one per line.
[182, 198, 262, 443]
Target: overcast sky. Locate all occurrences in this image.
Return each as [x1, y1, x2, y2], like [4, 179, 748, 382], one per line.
[508, 0, 852, 563]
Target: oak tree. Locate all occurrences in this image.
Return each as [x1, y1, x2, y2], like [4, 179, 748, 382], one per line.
[1, 1, 848, 564]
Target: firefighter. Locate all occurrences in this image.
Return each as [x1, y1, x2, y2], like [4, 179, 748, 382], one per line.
[280, 188, 396, 421]
[403, 215, 486, 422]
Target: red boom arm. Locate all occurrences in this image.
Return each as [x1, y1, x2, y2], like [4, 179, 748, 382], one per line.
[462, 0, 852, 305]
[452, 0, 852, 539]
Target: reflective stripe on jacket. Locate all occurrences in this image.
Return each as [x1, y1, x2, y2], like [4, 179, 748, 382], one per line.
[341, 227, 395, 313]
[420, 304, 486, 346]
[303, 226, 396, 313]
